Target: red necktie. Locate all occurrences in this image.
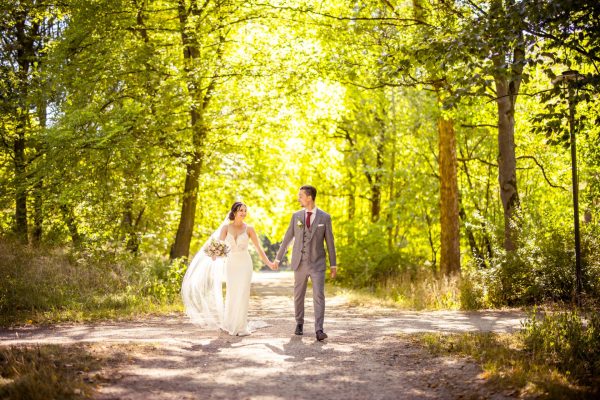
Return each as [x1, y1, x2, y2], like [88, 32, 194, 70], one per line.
[306, 211, 312, 229]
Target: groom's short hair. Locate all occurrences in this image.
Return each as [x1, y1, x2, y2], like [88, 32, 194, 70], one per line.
[300, 185, 317, 200]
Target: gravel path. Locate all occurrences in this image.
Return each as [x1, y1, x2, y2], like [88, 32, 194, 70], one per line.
[0, 272, 525, 399]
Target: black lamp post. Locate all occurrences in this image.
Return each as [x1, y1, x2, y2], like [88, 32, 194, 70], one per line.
[552, 70, 583, 305]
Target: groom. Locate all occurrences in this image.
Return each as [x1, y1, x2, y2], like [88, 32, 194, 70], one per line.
[274, 185, 337, 341]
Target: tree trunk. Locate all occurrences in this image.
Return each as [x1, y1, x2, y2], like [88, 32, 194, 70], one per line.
[493, 49, 523, 251]
[387, 134, 396, 250]
[60, 204, 81, 247]
[495, 81, 520, 251]
[32, 179, 43, 244]
[13, 13, 37, 243]
[408, 0, 460, 275]
[14, 115, 28, 243]
[32, 94, 48, 245]
[424, 212, 437, 270]
[348, 172, 356, 221]
[459, 199, 487, 268]
[342, 129, 356, 221]
[365, 116, 385, 223]
[371, 145, 383, 222]
[490, 0, 524, 251]
[171, 149, 203, 259]
[171, 0, 218, 259]
[438, 117, 461, 275]
[122, 200, 144, 254]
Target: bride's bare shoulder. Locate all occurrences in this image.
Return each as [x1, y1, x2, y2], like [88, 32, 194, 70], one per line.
[219, 223, 230, 235]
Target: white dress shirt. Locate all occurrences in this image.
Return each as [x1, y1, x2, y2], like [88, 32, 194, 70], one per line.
[305, 206, 317, 227]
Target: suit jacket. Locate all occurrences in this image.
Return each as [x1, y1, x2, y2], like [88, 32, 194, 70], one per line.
[276, 208, 336, 272]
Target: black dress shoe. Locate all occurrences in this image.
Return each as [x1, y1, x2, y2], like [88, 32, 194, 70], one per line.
[316, 330, 328, 341]
[295, 324, 303, 335]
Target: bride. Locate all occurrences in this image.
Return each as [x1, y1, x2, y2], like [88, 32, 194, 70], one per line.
[181, 201, 274, 336]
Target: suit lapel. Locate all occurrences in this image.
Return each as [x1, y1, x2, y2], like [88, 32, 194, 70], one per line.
[295, 211, 304, 232]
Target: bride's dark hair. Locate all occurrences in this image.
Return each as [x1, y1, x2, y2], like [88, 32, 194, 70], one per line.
[228, 202, 246, 221]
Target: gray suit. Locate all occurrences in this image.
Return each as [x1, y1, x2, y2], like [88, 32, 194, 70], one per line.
[276, 208, 336, 332]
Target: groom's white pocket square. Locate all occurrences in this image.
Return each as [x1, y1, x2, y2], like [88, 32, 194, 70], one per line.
[318, 224, 325, 227]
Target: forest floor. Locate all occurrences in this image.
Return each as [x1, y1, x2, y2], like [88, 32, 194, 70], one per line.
[0, 272, 526, 400]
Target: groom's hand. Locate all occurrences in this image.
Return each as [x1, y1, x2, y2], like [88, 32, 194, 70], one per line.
[330, 268, 337, 279]
[273, 260, 280, 271]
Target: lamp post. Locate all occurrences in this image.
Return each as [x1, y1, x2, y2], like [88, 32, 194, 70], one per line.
[552, 70, 583, 305]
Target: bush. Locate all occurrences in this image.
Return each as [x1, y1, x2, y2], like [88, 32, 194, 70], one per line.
[464, 221, 600, 307]
[522, 309, 600, 387]
[0, 239, 119, 315]
[337, 226, 460, 309]
[337, 220, 424, 289]
[141, 257, 187, 301]
[0, 238, 182, 325]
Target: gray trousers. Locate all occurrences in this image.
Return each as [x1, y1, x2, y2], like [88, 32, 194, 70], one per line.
[294, 261, 325, 332]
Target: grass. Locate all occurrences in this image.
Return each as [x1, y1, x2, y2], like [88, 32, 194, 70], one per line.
[0, 344, 107, 400]
[0, 238, 185, 326]
[4, 302, 183, 327]
[408, 330, 599, 399]
[329, 272, 463, 310]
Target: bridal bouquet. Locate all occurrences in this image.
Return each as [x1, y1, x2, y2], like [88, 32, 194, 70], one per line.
[204, 238, 231, 258]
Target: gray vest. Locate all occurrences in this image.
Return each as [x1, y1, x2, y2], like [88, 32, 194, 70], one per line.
[300, 227, 311, 264]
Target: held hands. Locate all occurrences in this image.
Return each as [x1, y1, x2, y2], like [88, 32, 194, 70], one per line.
[272, 260, 280, 271]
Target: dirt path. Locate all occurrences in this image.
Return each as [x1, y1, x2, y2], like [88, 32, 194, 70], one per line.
[0, 272, 525, 399]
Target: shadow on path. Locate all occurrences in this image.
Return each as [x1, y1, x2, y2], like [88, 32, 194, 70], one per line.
[0, 272, 523, 399]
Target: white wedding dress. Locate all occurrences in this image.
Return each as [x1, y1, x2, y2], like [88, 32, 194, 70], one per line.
[181, 222, 268, 336]
[222, 227, 253, 335]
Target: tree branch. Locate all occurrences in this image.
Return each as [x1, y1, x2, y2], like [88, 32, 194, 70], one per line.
[457, 157, 498, 168]
[517, 155, 567, 190]
[460, 124, 497, 129]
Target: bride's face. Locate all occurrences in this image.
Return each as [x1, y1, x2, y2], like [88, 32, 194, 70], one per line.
[235, 206, 247, 220]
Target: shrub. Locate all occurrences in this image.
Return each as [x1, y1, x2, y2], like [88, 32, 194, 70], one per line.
[464, 221, 600, 307]
[522, 309, 600, 387]
[141, 257, 187, 301]
[0, 238, 182, 324]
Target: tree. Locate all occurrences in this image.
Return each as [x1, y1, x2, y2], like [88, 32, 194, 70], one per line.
[0, 1, 62, 243]
[407, 0, 461, 274]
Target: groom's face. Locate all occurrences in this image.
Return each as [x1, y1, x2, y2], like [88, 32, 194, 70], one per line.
[298, 190, 311, 208]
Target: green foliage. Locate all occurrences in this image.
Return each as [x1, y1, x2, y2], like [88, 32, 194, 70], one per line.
[336, 220, 462, 310]
[337, 220, 420, 289]
[523, 309, 600, 387]
[141, 258, 188, 302]
[0, 238, 181, 325]
[462, 221, 600, 307]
